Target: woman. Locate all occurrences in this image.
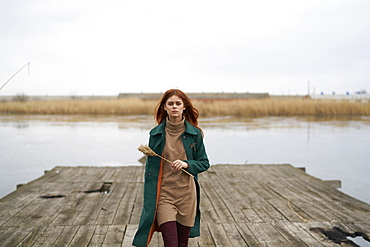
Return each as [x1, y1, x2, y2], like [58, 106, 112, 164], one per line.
[132, 89, 210, 247]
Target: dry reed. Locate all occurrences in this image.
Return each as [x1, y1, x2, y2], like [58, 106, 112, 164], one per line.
[0, 98, 156, 115]
[138, 144, 193, 177]
[195, 98, 370, 117]
[0, 98, 369, 117]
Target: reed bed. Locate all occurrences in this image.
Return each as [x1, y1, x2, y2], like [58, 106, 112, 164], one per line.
[0, 98, 156, 115]
[196, 98, 370, 117]
[1, 98, 369, 117]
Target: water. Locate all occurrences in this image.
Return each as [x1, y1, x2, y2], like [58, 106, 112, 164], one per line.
[0, 114, 369, 204]
[347, 236, 370, 247]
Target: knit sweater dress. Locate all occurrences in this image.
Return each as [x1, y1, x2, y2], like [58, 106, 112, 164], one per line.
[156, 118, 197, 227]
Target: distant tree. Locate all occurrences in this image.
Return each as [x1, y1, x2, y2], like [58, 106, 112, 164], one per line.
[12, 94, 29, 102]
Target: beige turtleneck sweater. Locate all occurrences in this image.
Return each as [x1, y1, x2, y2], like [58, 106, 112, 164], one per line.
[156, 118, 197, 227]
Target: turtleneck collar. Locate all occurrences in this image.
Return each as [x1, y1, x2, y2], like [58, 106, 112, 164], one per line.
[166, 117, 185, 133]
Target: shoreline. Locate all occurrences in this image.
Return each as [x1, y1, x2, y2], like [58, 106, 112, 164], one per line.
[1, 92, 369, 101]
[1, 96, 369, 117]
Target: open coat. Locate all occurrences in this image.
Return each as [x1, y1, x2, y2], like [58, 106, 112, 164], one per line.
[132, 120, 210, 247]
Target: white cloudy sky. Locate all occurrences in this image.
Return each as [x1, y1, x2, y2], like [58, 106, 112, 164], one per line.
[0, 0, 369, 96]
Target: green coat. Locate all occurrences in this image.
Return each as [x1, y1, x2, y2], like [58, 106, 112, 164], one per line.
[132, 120, 210, 247]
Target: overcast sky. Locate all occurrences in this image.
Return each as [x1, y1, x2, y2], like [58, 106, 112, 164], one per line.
[0, 0, 369, 96]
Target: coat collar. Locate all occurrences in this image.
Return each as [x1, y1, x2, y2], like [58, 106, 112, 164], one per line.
[150, 120, 198, 136]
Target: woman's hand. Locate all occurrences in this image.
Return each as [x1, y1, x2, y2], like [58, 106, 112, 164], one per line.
[171, 160, 189, 171]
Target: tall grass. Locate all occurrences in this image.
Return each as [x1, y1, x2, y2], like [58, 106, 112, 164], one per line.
[0, 98, 156, 115]
[1, 98, 369, 117]
[196, 99, 370, 117]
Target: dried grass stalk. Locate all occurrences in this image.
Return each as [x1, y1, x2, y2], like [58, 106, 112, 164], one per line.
[138, 145, 193, 177]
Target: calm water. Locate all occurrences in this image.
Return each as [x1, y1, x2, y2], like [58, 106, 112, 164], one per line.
[0, 114, 369, 204]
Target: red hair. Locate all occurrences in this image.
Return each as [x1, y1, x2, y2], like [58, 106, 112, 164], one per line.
[155, 89, 200, 130]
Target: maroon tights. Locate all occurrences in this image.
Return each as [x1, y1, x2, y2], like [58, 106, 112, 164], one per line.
[159, 221, 191, 247]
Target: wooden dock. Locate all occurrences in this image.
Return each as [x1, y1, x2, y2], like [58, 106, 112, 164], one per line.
[0, 164, 369, 246]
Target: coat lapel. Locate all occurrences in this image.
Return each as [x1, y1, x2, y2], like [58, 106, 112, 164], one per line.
[150, 122, 166, 154]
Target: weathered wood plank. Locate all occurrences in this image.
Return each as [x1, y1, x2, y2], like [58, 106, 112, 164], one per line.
[222, 223, 248, 246]
[208, 179, 248, 223]
[270, 221, 307, 247]
[48, 225, 80, 246]
[89, 225, 109, 246]
[198, 222, 215, 246]
[15, 181, 80, 228]
[1, 164, 369, 247]
[188, 237, 198, 247]
[199, 184, 221, 224]
[263, 181, 329, 222]
[95, 167, 116, 182]
[0, 194, 37, 226]
[130, 182, 144, 225]
[4, 225, 45, 247]
[208, 223, 234, 246]
[2, 199, 44, 226]
[227, 177, 277, 222]
[287, 222, 324, 246]
[235, 223, 263, 247]
[298, 222, 342, 247]
[201, 181, 234, 223]
[226, 181, 264, 223]
[31, 225, 65, 247]
[68, 225, 96, 247]
[102, 225, 125, 247]
[246, 222, 291, 246]
[72, 192, 109, 226]
[148, 232, 163, 247]
[122, 224, 137, 247]
[0, 176, 78, 227]
[262, 166, 362, 223]
[113, 182, 139, 225]
[50, 183, 102, 226]
[110, 166, 133, 182]
[95, 182, 130, 225]
[39, 182, 86, 225]
[0, 226, 29, 246]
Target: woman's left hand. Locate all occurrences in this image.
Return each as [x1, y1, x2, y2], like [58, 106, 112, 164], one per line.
[171, 160, 189, 171]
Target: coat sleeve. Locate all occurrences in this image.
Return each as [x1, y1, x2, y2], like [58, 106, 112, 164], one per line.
[184, 131, 210, 175]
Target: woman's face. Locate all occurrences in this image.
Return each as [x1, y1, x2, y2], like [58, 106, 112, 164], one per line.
[164, 95, 186, 122]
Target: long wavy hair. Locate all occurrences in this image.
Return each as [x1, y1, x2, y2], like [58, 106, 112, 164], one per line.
[155, 89, 200, 130]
